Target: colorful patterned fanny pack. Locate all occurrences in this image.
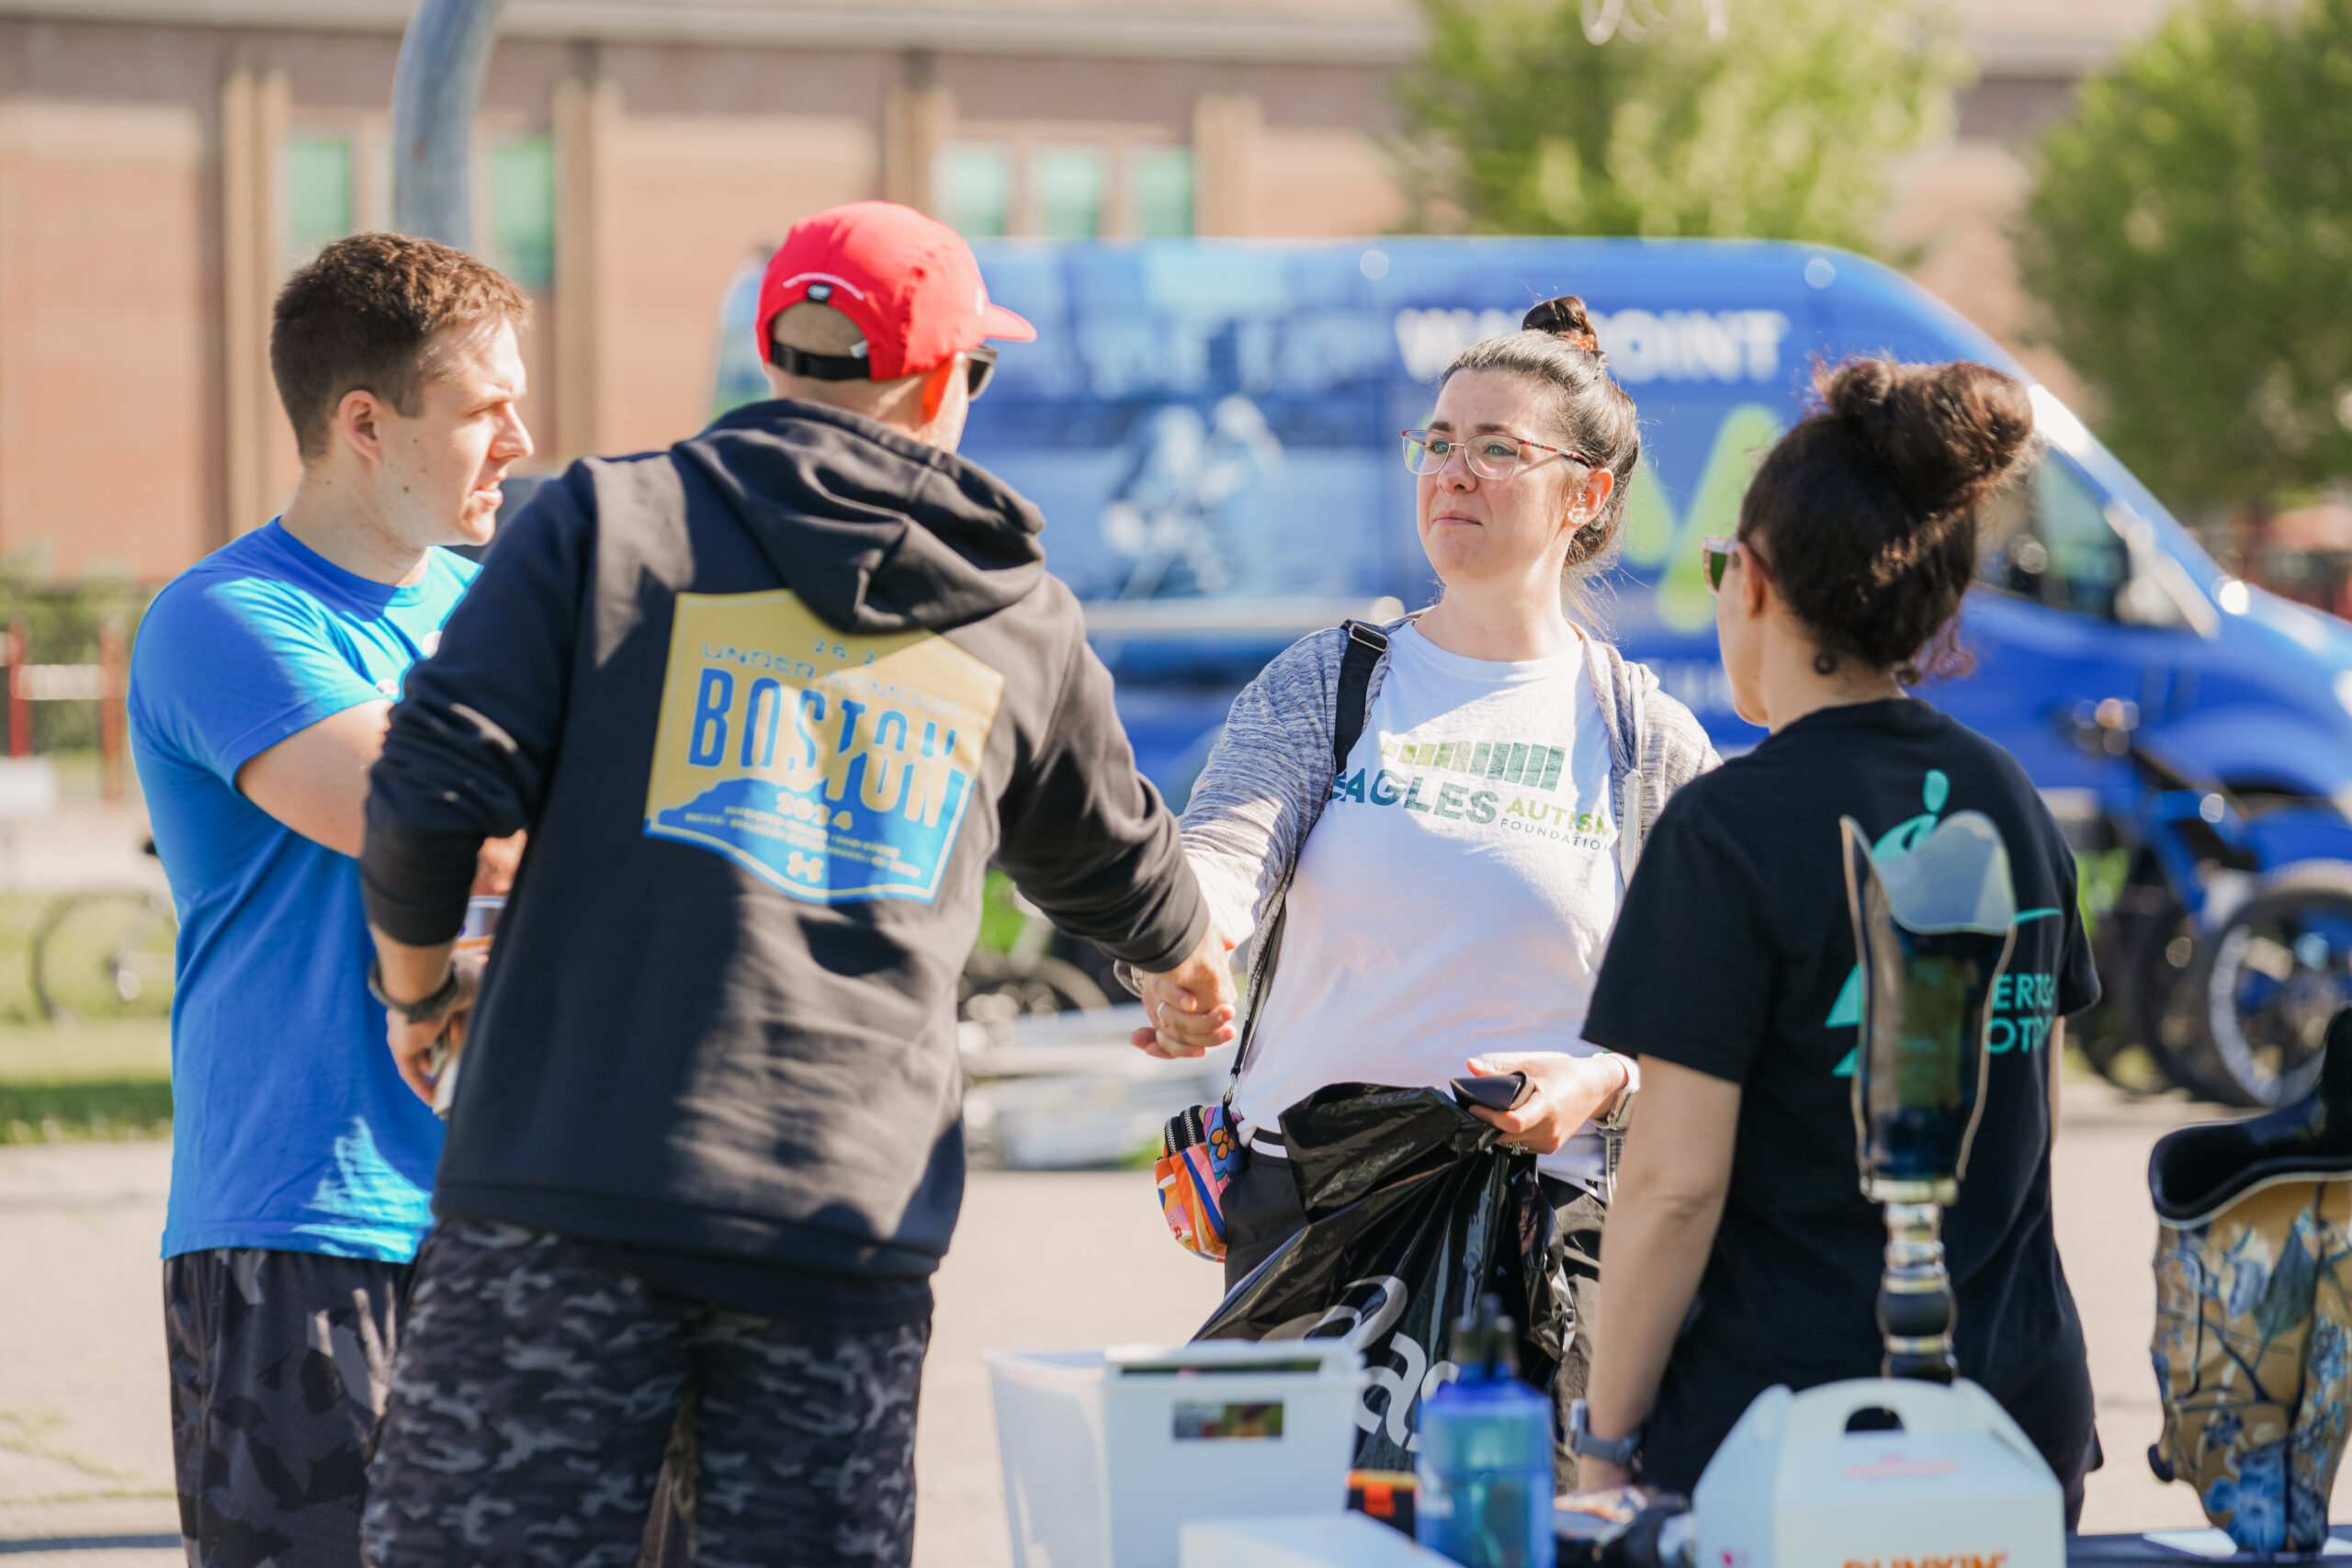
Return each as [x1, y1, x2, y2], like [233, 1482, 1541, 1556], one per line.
[1155, 1102, 1244, 1261]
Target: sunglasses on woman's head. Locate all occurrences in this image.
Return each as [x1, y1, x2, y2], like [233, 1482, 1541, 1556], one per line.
[1702, 536, 1739, 594]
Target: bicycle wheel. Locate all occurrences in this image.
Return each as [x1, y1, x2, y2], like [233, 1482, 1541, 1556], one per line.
[957, 951, 1111, 1025]
[34, 891, 178, 1024]
[2173, 863, 2352, 1107]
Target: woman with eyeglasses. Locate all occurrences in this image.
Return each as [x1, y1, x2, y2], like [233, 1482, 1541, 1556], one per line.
[1566, 357, 2103, 1520]
[1130, 297, 1717, 1479]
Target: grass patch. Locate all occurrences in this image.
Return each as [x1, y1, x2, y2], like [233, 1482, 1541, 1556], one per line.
[0, 1014, 170, 1143]
[0, 880, 178, 1142]
[0, 1015, 172, 1079]
[0, 1079, 172, 1143]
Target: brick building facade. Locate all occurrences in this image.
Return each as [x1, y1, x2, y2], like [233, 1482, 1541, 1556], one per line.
[0, 0, 2164, 581]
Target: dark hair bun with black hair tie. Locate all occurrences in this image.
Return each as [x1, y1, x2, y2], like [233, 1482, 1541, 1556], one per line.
[1737, 355, 2036, 683]
[1823, 357, 2033, 522]
[1522, 295, 1602, 355]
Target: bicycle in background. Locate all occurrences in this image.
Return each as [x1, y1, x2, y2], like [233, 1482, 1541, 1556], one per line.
[32, 837, 175, 1025]
[2069, 699, 2352, 1106]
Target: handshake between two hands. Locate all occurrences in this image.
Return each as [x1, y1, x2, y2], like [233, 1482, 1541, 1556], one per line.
[1122, 925, 1630, 1156]
[1125, 925, 1240, 1061]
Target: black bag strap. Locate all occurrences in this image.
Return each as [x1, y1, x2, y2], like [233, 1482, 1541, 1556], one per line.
[1228, 619, 1390, 1087]
[1331, 619, 1386, 777]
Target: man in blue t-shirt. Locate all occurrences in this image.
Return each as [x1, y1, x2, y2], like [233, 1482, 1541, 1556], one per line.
[129, 232, 531, 1568]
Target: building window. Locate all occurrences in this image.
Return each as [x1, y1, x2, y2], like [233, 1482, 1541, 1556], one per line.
[939, 141, 1012, 238]
[287, 136, 354, 265]
[490, 135, 556, 290]
[1131, 147, 1194, 239]
[1034, 145, 1106, 239]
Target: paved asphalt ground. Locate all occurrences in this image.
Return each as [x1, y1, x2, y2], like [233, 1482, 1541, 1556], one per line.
[0, 1071, 2239, 1565]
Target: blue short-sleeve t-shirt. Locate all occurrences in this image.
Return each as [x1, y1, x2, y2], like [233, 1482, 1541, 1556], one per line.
[130, 521, 478, 1261]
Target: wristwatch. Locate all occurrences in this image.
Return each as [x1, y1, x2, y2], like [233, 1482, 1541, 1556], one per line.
[1595, 1052, 1639, 1134]
[368, 960, 463, 1027]
[1567, 1399, 1642, 1468]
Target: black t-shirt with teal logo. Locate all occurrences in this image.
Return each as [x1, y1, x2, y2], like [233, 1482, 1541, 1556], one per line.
[1583, 698, 2100, 1491]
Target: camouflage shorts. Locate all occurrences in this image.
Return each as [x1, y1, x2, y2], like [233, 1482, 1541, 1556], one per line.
[164, 1247, 413, 1568]
[362, 1220, 931, 1568]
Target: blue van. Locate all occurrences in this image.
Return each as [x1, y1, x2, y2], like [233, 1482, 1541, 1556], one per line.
[714, 238, 2352, 822]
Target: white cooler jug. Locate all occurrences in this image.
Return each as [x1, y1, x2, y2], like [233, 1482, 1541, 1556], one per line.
[1694, 1377, 2064, 1568]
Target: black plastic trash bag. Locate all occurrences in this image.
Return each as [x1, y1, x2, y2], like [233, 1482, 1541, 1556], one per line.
[1193, 1081, 1576, 1471]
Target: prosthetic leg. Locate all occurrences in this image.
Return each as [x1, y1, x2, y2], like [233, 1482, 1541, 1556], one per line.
[2149, 1009, 2352, 1554]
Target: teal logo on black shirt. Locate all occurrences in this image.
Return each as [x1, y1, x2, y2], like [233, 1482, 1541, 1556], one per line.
[1826, 769, 2063, 1074]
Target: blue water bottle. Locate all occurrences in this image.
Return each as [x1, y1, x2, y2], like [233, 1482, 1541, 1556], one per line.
[1415, 1293, 1555, 1568]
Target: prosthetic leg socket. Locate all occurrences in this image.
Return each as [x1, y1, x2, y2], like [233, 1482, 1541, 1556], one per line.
[2148, 1007, 2352, 1553]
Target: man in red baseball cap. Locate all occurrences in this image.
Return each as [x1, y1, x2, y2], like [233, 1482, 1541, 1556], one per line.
[761, 198, 1035, 380]
[357, 200, 1235, 1568]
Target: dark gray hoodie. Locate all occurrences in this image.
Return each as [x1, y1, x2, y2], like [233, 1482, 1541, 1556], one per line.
[362, 400, 1206, 1288]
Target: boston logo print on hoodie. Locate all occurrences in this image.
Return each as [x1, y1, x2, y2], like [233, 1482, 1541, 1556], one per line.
[644, 591, 1004, 904]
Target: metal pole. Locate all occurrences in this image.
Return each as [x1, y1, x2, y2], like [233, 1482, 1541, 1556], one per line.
[390, 0, 508, 249]
[7, 621, 28, 760]
[98, 622, 127, 803]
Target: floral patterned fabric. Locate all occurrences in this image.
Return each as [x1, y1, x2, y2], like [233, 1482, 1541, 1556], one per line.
[2151, 1178, 2352, 1553]
[1156, 1102, 1244, 1260]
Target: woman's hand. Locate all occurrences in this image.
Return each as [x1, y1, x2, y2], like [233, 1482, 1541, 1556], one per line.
[1127, 925, 1238, 1059]
[1463, 1051, 1631, 1155]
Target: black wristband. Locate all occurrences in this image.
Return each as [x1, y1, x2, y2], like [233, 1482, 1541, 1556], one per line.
[368, 960, 462, 1027]
[1567, 1399, 1642, 1468]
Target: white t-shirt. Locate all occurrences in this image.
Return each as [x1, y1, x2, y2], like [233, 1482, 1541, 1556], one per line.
[1233, 623, 1624, 1189]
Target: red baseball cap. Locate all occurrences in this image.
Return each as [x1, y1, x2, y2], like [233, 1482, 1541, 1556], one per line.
[756, 201, 1035, 381]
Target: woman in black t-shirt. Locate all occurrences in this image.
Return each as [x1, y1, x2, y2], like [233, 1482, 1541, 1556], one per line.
[1570, 358, 2103, 1523]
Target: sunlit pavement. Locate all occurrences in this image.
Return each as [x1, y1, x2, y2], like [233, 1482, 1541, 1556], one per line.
[0, 1140, 178, 1566]
[0, 1071, 2243, 1563]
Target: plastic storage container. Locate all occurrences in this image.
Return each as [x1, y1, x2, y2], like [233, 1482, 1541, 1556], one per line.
[1180, 1512, 1461, 1567]
[986, 1338, 1366, 1568]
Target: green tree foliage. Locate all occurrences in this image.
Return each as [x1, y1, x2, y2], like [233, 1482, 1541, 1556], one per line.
[2018, 0, 2352, 512]
[1396, 0, 1968, 253]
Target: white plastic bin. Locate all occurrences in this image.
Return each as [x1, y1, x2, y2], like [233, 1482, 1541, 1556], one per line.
[1180, 1514, 1456, 1568]
[985, 1338, 1366, 1568]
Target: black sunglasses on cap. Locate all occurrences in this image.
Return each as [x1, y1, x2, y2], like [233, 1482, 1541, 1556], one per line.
[766, 340, 1001, 400]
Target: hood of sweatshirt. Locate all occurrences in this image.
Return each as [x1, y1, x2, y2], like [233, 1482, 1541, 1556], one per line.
[673, 399, 1046, 634]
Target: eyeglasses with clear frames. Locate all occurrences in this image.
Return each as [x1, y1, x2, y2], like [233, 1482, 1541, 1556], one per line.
[1400, 428, 1593, 481]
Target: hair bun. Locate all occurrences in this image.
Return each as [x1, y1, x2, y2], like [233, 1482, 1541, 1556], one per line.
[1523, 295, 1601, 355]
[1821, 357, 2032, 517]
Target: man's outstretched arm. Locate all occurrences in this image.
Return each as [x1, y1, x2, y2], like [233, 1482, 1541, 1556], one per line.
[361, 478, 592, 1100]
[993, 596, 1232, 1055]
